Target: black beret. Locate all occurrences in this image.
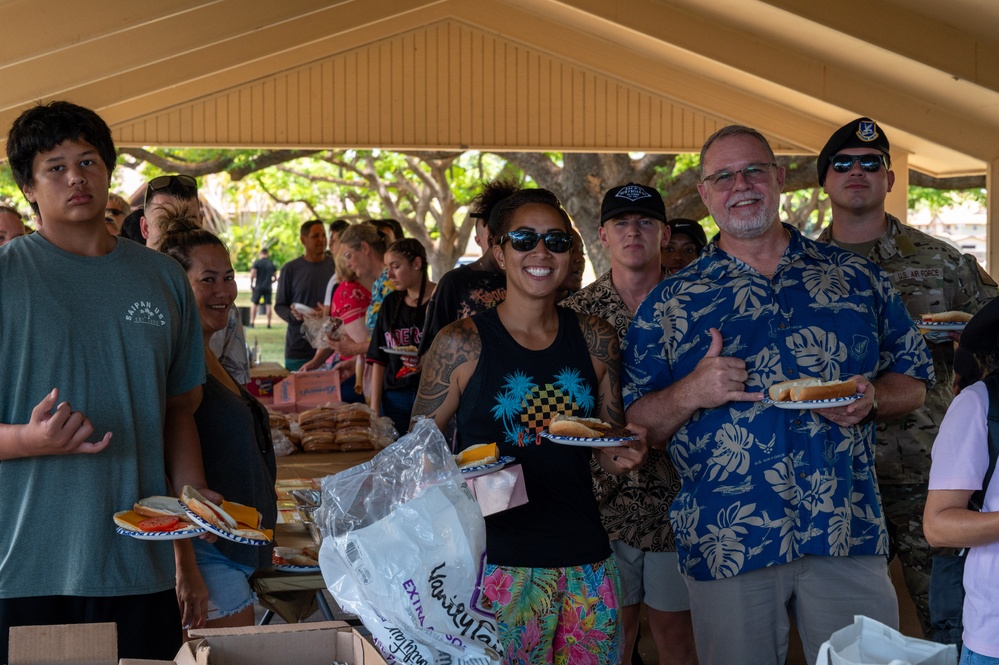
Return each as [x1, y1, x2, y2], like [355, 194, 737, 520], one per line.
[817, 117, 891, 186]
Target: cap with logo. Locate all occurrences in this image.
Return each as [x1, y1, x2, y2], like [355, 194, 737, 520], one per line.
[667, 218, 708, 250]
[817, 117, 891, 186]
[600, 183, 666, 225]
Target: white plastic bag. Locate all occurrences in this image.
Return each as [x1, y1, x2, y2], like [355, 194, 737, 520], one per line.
[317, 417, 501, 664]
[816, 616, 957, 665]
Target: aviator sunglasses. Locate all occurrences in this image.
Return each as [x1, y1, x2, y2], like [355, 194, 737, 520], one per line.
[499, 229, 573, 253]
[830, 153, 887, 174]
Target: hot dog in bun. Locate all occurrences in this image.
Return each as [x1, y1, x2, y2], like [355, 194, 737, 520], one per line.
[548, 413, 618, 438]
[920, 311, 973, 323]
[767, 377, 858, 402]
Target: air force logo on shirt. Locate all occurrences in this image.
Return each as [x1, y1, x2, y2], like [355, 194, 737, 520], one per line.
[126, 300, 167, 326]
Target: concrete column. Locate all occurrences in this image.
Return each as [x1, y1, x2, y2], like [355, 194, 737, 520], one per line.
[988, 158, 998, 275]
[887, 150, 909, 223]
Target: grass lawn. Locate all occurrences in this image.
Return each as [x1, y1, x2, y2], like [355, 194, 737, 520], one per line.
[235, 284, 290, 365]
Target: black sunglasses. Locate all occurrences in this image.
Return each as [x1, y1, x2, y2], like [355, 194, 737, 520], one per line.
[499, 229, 573, 253]
[143, 174, 198, 208]
[830, 154, 887, 174]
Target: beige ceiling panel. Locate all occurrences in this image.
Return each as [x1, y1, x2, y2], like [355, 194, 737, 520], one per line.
[109, 18, 755, 154]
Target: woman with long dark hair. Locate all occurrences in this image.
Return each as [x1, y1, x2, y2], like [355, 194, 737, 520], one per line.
[413, 188, 646, 663]
[366, 238, 437, 433]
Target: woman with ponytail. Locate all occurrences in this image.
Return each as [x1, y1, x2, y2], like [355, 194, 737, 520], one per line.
[365, 238, 437, 434]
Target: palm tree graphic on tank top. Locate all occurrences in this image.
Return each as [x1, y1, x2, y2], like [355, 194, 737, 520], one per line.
[490, 368, 595, 446]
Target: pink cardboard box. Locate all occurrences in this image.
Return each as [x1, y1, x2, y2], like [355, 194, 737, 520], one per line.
[464, 464, 528, 516]
[273, 370, 341, 410]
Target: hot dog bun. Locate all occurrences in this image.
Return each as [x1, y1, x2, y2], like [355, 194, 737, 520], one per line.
[133, 496, 190, 521]
[768, 377, 858, 402]
[921, 311, 973, 323]
[548, 413, 613, 438]
[181, 485, 237, 531]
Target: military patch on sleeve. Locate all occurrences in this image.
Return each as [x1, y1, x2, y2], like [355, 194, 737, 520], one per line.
[976, 262, 998, 287]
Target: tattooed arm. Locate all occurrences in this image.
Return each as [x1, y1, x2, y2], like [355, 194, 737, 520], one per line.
[575, 312, 646, 474]
[410, 318, 481, 433]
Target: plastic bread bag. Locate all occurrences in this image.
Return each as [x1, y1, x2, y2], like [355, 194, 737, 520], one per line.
[317, 417, 501, 664]
[301, 316, 344, 350]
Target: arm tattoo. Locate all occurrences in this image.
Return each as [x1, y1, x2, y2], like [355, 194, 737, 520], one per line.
[412, 321, 481, 422]
[576, 312, 625, 426]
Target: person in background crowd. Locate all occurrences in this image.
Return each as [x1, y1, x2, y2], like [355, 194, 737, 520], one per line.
[0, 205, 26, 247]
[249, 248, 278, 328]
[274, 220, 335, 370]
[662, 218, 707, 275]
[417, 180, 516, 356]
[556, 227, 586, 301]
[373, 217, 404, 243]
[413, 187, 647, 662]
[140, 174, 250, 384]
[564, 182, 696, 665]
[105, 192, 129, 236]
[120, 207, 145, 244]
[925, 296, 999, 664]
[159, 220, 277, 629]
[623, 125, 934, 665]
[366, 238, 437, 433]
[816, 117, 997, 637]
[321, 219, 351, 312]
[0, 100, 214, 662]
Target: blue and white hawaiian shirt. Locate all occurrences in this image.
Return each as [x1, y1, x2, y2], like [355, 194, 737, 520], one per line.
[622, 224, 934, 581]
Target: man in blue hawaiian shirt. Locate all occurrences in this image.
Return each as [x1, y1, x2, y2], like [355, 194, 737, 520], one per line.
[622, 125, 935, 665]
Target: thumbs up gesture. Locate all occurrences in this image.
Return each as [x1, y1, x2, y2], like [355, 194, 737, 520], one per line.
[689, 328, 762, 409]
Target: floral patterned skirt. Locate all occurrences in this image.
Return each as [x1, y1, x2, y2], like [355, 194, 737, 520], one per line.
[482, 556, 623, 665]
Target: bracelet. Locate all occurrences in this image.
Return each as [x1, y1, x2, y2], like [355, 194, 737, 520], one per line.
[859, 395, 879, 426]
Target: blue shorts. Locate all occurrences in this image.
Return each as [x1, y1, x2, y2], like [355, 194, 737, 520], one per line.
[611, 540, 690, 612]
[192, 539, 258, 620]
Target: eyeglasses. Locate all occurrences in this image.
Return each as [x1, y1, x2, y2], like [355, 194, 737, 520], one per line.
[499, 229, 573, 253]
[829, 154, 888, 174]
[143, 174, 197, 208]
[701, 163, 777, 190]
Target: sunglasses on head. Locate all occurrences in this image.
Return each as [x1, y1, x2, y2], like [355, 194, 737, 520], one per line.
[144, 174, 198, 208]
[499, 229, 573, 253]
[830, 154, 887, 174]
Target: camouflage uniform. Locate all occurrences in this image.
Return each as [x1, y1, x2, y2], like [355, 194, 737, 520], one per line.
[562, 270, 681, 553]
[818, 214, 997, 634]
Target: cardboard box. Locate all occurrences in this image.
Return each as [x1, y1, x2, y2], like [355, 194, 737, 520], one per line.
[273, 370, 341, 411]
[175, 622, 386, 665]
[8, 621, 386, 665]
[245, 362, 290, 398]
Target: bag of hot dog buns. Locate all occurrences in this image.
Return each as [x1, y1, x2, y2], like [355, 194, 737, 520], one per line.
[317, 417, 501, 664]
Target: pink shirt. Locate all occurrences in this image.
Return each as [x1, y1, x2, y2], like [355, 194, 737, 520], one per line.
[928, 381, 999, 657]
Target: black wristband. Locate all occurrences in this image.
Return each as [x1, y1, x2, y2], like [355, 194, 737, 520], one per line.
[859, 395, 879, 426]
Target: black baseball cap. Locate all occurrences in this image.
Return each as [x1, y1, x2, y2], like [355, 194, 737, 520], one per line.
[667, 218, 708, 250]
[600, 183, 666, 225]
[817, 117, 891, 186]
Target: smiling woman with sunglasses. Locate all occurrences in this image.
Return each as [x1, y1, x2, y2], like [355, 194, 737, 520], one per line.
[413, 187, 647, 664]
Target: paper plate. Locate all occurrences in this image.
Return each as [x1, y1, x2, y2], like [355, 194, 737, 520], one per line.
[761, 393, 862, 410]
[182, 506, 271, 546]
[542, 432, 636, 447]
[273, 563, 322, 574]
[380, 346, 419, 357]
[459, 455, 515, 479]
[292, 303, 316, 315]
[916, 321, 966, 332]
[113, 511, 206, 541]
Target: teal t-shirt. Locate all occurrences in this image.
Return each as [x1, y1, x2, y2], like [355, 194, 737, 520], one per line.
[0, 233, 206, 598]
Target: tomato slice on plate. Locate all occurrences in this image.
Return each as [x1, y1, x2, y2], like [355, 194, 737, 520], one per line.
[138, 515, 181, 532]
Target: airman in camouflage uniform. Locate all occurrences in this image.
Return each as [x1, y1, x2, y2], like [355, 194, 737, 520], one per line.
[816, 117, 997, 636]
